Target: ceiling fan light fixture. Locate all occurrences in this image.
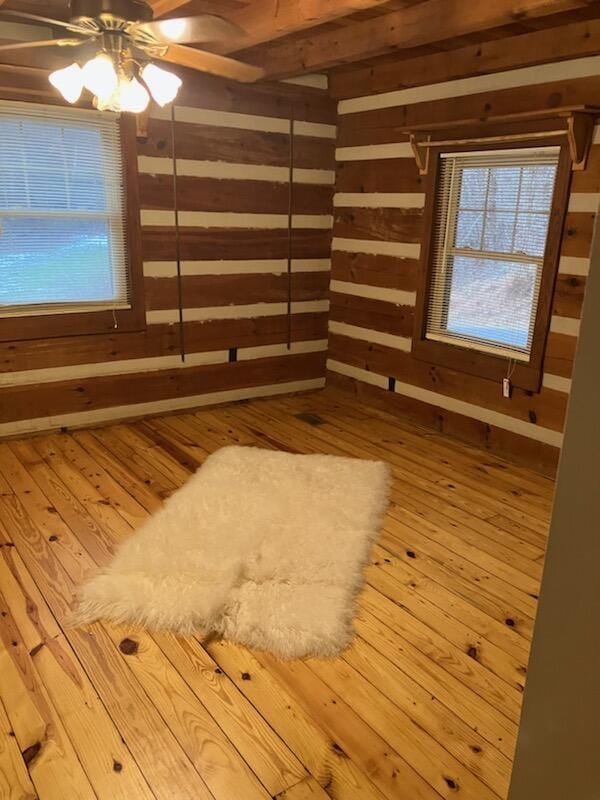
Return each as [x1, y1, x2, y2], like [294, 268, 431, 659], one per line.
[81, 53, 118, 99]
[49, 63, 84, 104]
[119, 75, 150, 113]
[141, 63, 182, 107]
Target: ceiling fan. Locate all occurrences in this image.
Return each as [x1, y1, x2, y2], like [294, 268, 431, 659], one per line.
[0, 0, 264, 112]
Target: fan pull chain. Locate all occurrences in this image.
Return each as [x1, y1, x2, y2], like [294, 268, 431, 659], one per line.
[171, 103, 186, 363]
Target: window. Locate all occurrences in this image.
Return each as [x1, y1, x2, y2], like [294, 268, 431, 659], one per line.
[413, 136, 571, 391]
[0, 100, 144, 341]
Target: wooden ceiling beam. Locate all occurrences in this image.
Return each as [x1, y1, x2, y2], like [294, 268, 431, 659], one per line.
[245, 0, 600, 78]
[329, 17, 600, 99]
[148, 0, 191, 19]
[216, 0, 391, 55]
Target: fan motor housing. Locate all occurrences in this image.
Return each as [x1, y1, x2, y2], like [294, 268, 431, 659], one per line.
[69, 0, 153, 22]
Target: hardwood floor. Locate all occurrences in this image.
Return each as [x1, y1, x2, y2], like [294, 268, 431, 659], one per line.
[0, 387, 552, 800]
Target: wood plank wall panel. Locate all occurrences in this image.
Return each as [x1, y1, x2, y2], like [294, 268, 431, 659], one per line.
[0, 74, 336, 437]
[328, 56, 600, 475]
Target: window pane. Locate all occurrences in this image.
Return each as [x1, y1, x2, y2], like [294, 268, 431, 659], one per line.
[0, 120, 108, 214]
[0, 217, 117, 306]
[445, 255, 538, 350]
[455, 210, 484, 249]
[487, 166, 520, 210]
[514, 212, 550, 258]
[482, 211, 516, 253]
[458, 167, 488, 208]
[519, 165, 557, 212]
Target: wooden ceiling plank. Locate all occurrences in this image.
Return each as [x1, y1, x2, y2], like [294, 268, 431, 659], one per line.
[244, 0, 600, 77]
[217, 0, 392, 54]
[148, 0, 191, 18]
[329, 17, 600, 99]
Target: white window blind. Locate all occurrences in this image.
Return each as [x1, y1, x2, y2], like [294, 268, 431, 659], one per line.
[0, 100, 130, 317]
[426, 146, 559, 361]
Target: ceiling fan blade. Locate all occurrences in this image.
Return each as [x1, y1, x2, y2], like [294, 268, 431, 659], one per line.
[156, 43, 264, 83]
[130, 14, 242, 45]
[0, 37, 83, 52]
[0, 9, 90, 34]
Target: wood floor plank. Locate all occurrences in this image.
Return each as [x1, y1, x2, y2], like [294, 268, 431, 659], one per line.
[259, 654, 441, 800]
[22, 440, 283, 800]
[151, 631, 307, 797]
[0, 547, 155, 800]
[0, 388, 550, 800]
[354, 610, 518, 760]
[205, 639, 388, 800]
[0, 696, 37, 800]
[276, 776, 335, 798]
[340, 635, 512, 796]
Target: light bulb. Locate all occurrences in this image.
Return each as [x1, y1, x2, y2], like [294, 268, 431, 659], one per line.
[49, 63, 84, 104]
[81, 54, 118, 100]
[119, 77, 150, 113]
[141, 63, 182, 107]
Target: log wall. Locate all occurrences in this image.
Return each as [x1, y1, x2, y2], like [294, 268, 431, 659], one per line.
[327, 55, 600, 474]
[0, 72, 336, 436]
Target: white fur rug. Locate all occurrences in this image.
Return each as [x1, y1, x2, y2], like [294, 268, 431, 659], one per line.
[72, 445, 390, 659]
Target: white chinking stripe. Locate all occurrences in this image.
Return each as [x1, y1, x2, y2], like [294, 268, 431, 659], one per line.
[558, 256, 590, 276]
[334, 192, 425, 208]
[143, 259, 331, 278]
[335, 142, 413, 162]
[568, 193, 600, 213]
[328, 320, 568, 391]
[146, 299, 330, 325]
[542, 374, 572, 393]
[139, 210, 333, 229]
[328, 320, 411, 352]
[237, 340, 328, 360]
[333, 237, 421, 259]
[550, 316, 580, 337]
[137, 156, 335, 186]
[338, 55, 600, 115]
[151, 104, 336, 139]
[0, 341, 328, 388]
[330, 279, 416, 306]
[0, 379, 326, 439]
[327, 359, 563, 447]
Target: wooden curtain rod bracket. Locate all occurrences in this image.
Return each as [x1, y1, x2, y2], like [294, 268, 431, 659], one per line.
[410, 132, 431, 175]
[407, 106, 599, 175]
[567, 112, 594, 171]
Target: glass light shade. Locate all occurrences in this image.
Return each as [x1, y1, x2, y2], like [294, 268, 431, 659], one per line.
[49, 63, 84, 104]
[141, 63, 182, 107]
[81, 54, 118, 100]
[119, 77, 150, 113]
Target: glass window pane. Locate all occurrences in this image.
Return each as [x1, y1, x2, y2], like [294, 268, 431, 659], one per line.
[514, 212, 550, 258]
[459, 167, 488, 209]
[482, 211, 516, 253]
[488, 166, 520, 210]
[445, 255, 538, 350]
[519, 165, 557, 212]
[455, 210, 484, 249]
[0, 216, 117, 306]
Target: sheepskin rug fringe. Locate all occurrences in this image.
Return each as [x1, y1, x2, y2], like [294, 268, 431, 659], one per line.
[72, 445, 391, 659]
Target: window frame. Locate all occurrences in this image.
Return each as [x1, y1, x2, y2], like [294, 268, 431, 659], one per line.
[0, 111, 145, 343]
[412, 132, 572, 393]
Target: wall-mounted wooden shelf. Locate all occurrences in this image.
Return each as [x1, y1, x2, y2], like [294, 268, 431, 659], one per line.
[407, 106, 600, 175]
